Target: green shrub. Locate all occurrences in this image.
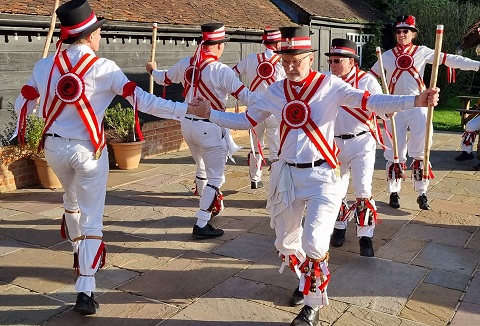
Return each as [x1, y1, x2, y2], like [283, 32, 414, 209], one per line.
[25, 114, 45, 152]
[104, 103, 137, 143]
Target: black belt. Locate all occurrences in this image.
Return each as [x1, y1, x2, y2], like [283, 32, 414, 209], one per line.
[334, 130, 368, 140]
[185, 116, 211, 122]
[287, 159, 326, 168]
[44, 133, 62, 138]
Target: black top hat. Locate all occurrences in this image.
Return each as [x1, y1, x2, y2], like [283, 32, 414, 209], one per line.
[201, 23, 229, 45]
[262, 28, 281, 43]
[325, 38, 359, 62]
[56, 0, 106, 44]
[274, 26, 317, 54]
[394, 15, 419, 33]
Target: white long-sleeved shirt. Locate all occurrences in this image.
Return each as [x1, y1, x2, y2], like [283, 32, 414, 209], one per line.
[152, 55, 260, 117]
[334, 68, 383, 136]
[370, 44, 480, 96]
[15, 44, 187, 141]
[210, 70, 416, 165]
[232, 47, 286, 94]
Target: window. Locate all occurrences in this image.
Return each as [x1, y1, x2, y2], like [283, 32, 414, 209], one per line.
[346, 33, 374, 66]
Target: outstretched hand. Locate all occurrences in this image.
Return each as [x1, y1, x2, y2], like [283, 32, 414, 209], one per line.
[415, 87, 440, 107]
[146, 61, 157, 75]
[187, 96, 211, 118]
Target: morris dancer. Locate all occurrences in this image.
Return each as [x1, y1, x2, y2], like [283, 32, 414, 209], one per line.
[232, 27, 285, 189]
[370, 15, 480, 210]
[455, 98, 480, 164]
[147, 23, 259, 239]
[189, 26, 439, 326]
[13, 0, 208, 315]
[326, 39, 384, 258]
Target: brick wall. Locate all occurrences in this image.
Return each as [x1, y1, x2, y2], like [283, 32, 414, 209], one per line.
[0, 147, 39, 193]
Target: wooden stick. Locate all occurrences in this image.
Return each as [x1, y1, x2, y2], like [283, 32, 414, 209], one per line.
[149, 22, 158, 94]
[42, 0, 60, 58]
[375, 46, 399, 163]
[423, 25, 444, 179]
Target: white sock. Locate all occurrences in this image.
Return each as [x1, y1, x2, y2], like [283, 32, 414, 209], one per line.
[82, 291, 92, 297]
[196, 219, 208, 228]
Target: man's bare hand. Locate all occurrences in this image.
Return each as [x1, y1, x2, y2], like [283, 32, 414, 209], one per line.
[415, 87, 440, 107]
[146, 61, 157, 75]
[187, 96, 211, 118]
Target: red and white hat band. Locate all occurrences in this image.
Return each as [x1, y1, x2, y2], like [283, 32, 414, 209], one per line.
[396, 22, 415, 29]
[329, 46, 356, 56]
[280, 37, 311, 51]
[263, 31, 281, 42]
[64, 12, 98, 37]
[202, 27, 225, 41]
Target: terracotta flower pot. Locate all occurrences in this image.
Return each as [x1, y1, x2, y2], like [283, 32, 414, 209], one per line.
[30, 154, 62, 189]
[109, 140, 145, 170]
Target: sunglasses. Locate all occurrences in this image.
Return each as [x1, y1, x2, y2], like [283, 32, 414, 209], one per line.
[327, 58, 350, 64]
[396, 29, 410, 35]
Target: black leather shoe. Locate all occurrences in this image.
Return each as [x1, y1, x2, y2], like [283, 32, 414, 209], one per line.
[359, 236, 374, 257]
[455, 151, 474, 161]
[330, 228, 346, 247]
[473, 163, 480, 171]
[389, 192, 400, 209]
[251, 181, 264, 189]
[290, 305, 319, 326]
[289, 288, 304, 307]
[417, 193, 430, 210]
[73, 292, 99, 315]
[192, 224, 224, 239]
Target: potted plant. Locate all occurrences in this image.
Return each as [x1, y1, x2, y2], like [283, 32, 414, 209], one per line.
[26, 114, 62, 189]
[104, 103, 145, 170]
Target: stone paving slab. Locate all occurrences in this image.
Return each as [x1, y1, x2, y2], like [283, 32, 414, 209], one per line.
[118, 250, 252, 307]
[394, 223, 472, 247]
[464, 271, 480, 305]
[412, 242, 480, 276]
[329, 256, 428, 314]
[0, 283, 68, 326]
[399, 283, 462, 326]
[423, 269, 471, 291]
[450, 301, 480, 326]
[0, 249, 74, 295]
[44, 291, 179, 326]
[333, 305, 429, 326]
[212, 232, 276, 262]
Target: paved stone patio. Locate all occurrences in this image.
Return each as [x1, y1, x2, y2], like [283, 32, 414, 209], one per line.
[0, 131, 479, 325]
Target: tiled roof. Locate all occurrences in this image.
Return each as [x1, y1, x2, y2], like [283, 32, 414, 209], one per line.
[287, 0, 388, 22]
[0, 0, 296, 30]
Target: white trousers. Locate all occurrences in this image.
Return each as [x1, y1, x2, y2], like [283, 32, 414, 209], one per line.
[462, 115, 480, 152]
[249, 114, 279, 182]
[181, 118, 227, 222]
[273, 163, 341, 308]
[335, 133, 376, 237]
[383, 107, 430, 194]
[44, 136, 108, 292]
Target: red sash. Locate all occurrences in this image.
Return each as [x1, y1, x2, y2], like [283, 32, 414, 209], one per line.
[249, 53, 281, 91]
[390, 44, 424, 94]
[341, 69, 387, 149]
[278, 71, 338, 168]
[41, 50, 103, 156]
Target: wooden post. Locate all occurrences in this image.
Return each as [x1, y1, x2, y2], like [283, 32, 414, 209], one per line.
[423, 25, 444, 179]
[42, 0, 60, 59]
[149, 22, 158, 94]
[375, 46, 399, 163]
